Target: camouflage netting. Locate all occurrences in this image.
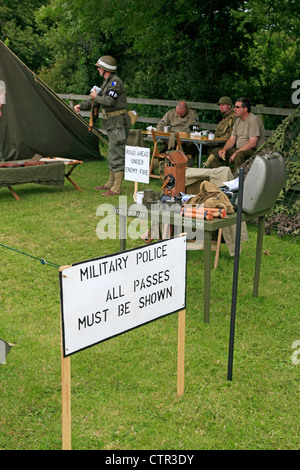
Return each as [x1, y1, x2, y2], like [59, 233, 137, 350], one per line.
[234, 106, 300, 238]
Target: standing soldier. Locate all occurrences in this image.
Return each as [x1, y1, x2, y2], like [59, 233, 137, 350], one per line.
[74, 55, 131, 196]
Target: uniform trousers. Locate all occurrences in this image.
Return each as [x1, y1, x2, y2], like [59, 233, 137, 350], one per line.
[107, 126, 130, 172]
[206, 146, 255, 170]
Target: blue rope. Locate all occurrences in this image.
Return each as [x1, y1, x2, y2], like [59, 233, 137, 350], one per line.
[0, 243, 60, 269]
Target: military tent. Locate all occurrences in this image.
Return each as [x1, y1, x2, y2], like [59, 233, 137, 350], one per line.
[0, 40, 102, 161]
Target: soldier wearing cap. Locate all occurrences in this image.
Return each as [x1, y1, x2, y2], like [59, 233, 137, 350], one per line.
[214, 96, 236, 139]
[74, 55, 131, 196]
[204, 96, 235, 167]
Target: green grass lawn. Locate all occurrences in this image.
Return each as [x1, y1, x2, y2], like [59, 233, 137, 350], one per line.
[0, 157, 299, 450]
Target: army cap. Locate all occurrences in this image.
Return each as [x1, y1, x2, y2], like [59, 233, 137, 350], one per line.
[96, 56, 117, 72]
[217, 96, 232, 105]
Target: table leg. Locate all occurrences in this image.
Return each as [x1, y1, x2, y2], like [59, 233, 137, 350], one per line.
[8, 186, 21, 201]
[193, 142, 203, 167]
[65, 164, 82, 191]
[253, 215, 265, 297]
[198, 142, 202, 168]
[204, 229, 212, 323]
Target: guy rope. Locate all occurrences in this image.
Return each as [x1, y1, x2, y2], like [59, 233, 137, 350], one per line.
[0, 243, 60, 269]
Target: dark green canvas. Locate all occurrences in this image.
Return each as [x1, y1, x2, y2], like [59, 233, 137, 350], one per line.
[0, 162, 66, 188]
[0, 40, 103, 162]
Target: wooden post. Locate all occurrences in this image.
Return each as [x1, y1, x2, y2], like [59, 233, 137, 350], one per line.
[177, 309, 186, 396]
[61, 349, 71, 450]
[256, 104, 265, 124]
[60, 290, 72, 451]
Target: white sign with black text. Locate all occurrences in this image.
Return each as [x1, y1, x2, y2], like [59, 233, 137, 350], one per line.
[124, 145, 150, 184]
[60, 237, 186, 356]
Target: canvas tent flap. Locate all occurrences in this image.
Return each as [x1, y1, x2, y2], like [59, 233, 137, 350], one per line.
[0, 40, 103, 161]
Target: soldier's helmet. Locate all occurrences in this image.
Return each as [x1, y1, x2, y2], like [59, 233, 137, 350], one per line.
[217, 96, 232, 105]
[95, 56, 117, 72]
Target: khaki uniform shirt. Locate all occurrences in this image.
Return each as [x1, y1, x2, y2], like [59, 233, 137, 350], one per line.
[79, 73, 131, 131]
[157, 108, 199, 132]
[215, 110, 236, 139]
[232, 113, 266, 149]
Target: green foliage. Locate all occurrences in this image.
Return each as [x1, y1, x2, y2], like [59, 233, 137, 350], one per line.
[0, 0, 51, 71]
[1, 0, 299, 107]
[230, 0, 300, 106]
[252, 106, 300, 235]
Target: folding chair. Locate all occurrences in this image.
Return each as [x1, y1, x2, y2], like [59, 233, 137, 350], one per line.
[149, 129, 182, 179]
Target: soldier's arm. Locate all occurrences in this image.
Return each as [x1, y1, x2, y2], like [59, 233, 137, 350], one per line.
[94, 91, 116, 107]
[74, 98, 92, 113]
[157, 112, 170, 131]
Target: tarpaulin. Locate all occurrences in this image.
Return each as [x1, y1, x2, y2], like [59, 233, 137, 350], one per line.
[0, 40, 103, 161]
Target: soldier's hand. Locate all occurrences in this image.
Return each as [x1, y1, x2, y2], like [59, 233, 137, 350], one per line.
[218, 149, 226, 160]
[74, 104, 81, 114]
[229, 152, 237, 163]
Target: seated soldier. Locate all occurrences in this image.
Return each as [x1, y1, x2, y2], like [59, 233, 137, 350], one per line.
[203, 96, 235, 167]
[204, 97, 266, 171]
[214, 96, 236, 139]
[157, 100, 200, 166]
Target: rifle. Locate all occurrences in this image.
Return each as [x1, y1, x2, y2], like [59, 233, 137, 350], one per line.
[88, 98, 100, 133]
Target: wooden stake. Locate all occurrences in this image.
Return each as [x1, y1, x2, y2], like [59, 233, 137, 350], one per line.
[59, 287, 72, 450]
[61, 349, 71, 450]
[177, 309, 186, 396]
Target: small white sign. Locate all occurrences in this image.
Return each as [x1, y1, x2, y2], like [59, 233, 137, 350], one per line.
[60, 237, 186, 356]
[124, 145, 150, 184]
